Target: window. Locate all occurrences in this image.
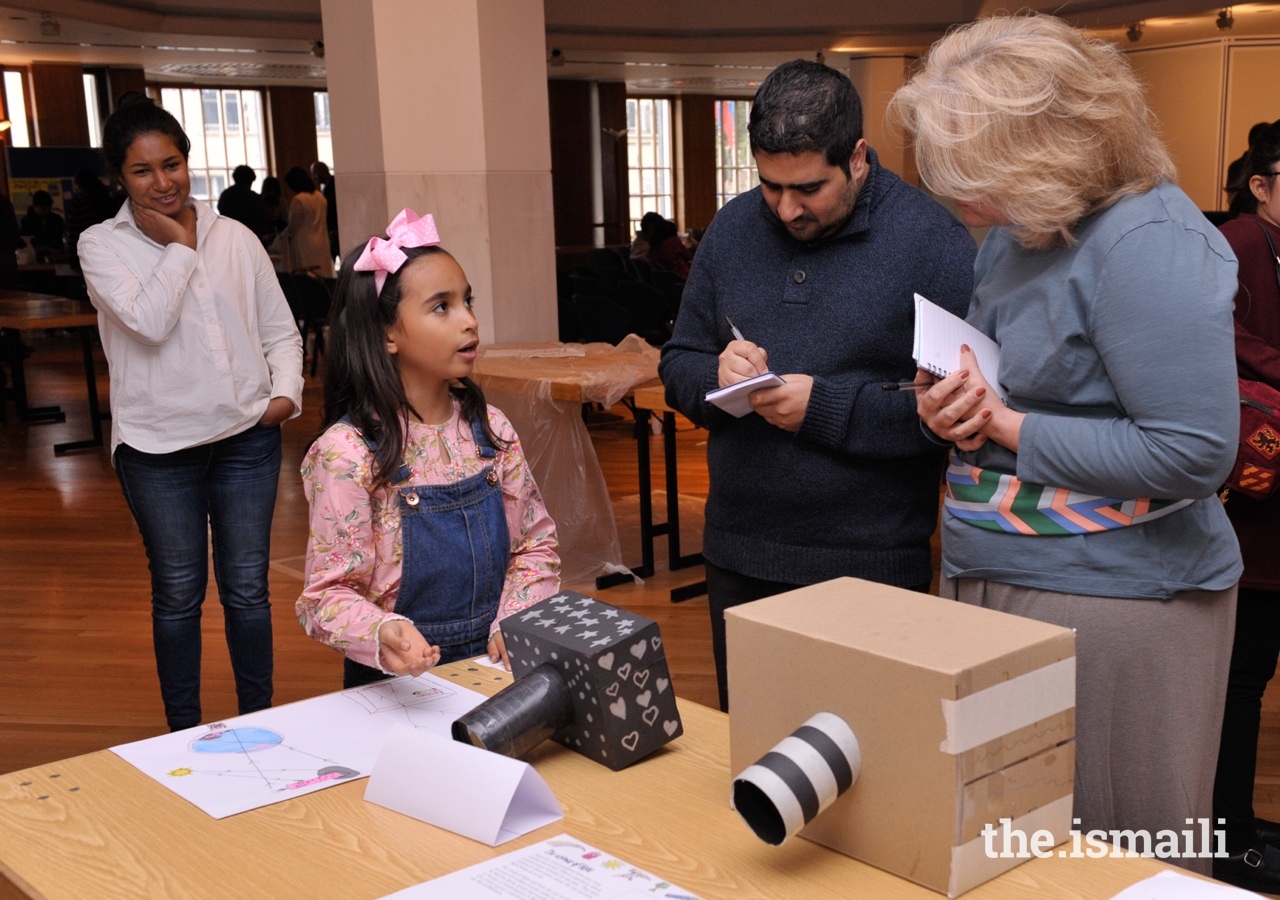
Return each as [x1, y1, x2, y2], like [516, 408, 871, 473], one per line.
[160, 87, 267, 203]
[3, 71, 31, 148]
[83, 74, 102, 147]
[314, 91, 333, 173]
[715, 100, 757, 209]
[626, 97, 673, 238]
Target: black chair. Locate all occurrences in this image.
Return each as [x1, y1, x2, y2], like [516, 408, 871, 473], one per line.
[573, 293, 634, 345]
[649, 270, 686, 320]
[278, 272, 333, 376]
[588, 247, 630, 282]
[611, 280, 671, 346]
[630, 257, 654, 284]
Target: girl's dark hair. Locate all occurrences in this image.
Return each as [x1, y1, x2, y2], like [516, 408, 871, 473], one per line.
[1228, 121, 1280, 219]
[321, 242, 505, 489]
[284, 166, 315, 194]
[101, 92, 191, 179]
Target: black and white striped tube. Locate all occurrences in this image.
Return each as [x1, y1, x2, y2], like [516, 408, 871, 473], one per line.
[732, 712, 861, 846]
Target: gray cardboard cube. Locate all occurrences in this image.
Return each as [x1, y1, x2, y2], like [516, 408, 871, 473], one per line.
[500, 590, 683, 770]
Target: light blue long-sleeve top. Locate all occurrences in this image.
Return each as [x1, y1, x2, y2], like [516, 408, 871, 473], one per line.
[943, 181, 1243, 598]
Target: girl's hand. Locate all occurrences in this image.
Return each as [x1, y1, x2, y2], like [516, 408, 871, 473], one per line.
[718, 339, 769, 386]
[378, 619, 441, 677]
[487, 631, 511, 672]
[132, 202, 197, 250]
[257, 397, 295, 427]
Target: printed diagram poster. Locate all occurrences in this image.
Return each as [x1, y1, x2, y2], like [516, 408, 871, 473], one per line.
[111, 672, 485, 819]
[382, 834, 701, 899]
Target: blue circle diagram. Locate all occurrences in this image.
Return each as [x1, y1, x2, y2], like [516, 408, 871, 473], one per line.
[190, 728, 283, 754]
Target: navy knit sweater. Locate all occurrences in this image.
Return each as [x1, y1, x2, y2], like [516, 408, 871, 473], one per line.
[659, 150, 976, 586]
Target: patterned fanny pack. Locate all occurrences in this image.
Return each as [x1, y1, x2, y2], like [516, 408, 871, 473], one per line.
[943, 454, 1194, 535]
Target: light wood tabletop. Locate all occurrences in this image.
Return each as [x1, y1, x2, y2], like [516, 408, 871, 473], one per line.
[0, 659, 1197, 900]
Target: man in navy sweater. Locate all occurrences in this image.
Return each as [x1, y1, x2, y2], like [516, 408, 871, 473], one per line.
[659, 60, 976, 711]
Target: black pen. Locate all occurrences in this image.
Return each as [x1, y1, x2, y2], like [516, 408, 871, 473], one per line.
[881, 380, 934, 391]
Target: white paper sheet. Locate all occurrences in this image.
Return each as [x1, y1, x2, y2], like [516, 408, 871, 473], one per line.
[110, 672, 485, 819]
[365, 725, 562, 846]
[381, 833, 700, 899]
[1109, 870, 1263, 898]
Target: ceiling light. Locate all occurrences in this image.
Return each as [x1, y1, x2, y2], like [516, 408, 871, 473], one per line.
[1217, 7, 1235, 29]
[1126, 21, 1144, 42]
[39, 12, 59, 37]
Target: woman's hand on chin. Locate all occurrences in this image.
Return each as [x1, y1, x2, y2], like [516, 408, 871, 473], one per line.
[133, 202, 197, 250]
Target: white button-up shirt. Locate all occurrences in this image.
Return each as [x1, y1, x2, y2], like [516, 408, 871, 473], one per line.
[80, 198, 304, 454]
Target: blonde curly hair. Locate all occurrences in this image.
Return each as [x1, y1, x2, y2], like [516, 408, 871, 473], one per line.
[888, 13, 1175, 250]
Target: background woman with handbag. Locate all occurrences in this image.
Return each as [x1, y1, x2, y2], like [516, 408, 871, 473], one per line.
[1213, 120, 1280, 891]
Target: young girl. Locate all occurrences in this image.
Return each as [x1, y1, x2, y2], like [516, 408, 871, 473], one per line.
[296, 209, 561, 688]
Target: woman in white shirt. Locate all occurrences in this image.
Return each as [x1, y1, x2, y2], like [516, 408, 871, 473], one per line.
[78, 93, 303, 732]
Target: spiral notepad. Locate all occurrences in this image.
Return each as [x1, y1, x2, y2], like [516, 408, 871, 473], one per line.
[912, 293, 1007, 403]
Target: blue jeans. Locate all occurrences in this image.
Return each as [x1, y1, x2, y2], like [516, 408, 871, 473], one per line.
[115, 424, 282, 731]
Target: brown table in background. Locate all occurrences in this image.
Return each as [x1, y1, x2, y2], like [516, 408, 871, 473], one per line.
[0, 290, 105, 454]
[473, 343, 659, 588]
[0, 658, 1195, 900]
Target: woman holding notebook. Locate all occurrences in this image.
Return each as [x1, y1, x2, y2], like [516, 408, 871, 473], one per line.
[889, 14, 1241, 879]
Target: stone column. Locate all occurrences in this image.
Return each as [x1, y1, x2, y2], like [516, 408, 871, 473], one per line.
[321, 0, 557, 342]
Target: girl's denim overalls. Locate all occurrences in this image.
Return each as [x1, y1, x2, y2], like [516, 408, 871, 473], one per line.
[343, 417, 510, 688]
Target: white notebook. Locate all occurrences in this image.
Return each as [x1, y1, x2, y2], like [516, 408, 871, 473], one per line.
[706, 371, 786, 417]
[913, 293, 1007, 403]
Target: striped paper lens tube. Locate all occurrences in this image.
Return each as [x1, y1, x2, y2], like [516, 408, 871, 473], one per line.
[732, 711, 861, 846]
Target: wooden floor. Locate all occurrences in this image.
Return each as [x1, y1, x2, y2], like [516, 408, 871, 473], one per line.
[6, 328, 1280, 839]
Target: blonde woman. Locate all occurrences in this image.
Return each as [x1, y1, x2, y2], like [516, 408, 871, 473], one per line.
[889, 14, 1241, 874]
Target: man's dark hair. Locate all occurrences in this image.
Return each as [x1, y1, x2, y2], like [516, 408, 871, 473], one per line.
[232, 165, 256, 186]
[748, 59, 863, 178]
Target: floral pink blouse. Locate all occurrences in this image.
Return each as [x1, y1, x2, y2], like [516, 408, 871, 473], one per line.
[296, 402, 561, 670]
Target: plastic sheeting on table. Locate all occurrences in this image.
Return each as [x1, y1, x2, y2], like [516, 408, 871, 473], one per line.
[473, 336, 660, 585]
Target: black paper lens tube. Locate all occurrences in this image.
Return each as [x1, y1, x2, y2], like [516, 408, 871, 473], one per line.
[732, 712, 861, 845]
[451, 663, 575, 759]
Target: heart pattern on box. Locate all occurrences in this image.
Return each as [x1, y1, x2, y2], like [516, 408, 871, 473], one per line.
[656, 677, 669, 694]
[616, 662, 632, 680]
[621, 731, 639, 751]
[598, 652, 615, 671]
[609, 698, 627, 719]
[663, 720, 679, 736]
[652, 636, 662, 651]
[636, 690, 651, 708]
[630, 639, 647, 659]
[605, 682, 620, 697]
[633, 669, 649, 689]
[643, 705, 659, 726]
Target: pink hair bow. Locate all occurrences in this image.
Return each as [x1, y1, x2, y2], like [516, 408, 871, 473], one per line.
[353, 208, 441, 293]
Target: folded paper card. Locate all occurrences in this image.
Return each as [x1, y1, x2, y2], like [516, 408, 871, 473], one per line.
[706, 371, 786, 417]
[364, 724, 562, 846]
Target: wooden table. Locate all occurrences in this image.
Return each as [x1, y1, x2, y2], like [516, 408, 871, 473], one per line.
[0, 290, 105, 454]
[0, 659, 1191, 900]
[472, 342, 659, 588]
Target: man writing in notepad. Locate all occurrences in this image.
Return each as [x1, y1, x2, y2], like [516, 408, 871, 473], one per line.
[659, 60, 976, 711]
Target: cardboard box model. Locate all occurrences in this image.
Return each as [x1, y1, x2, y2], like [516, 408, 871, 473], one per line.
[726, 577, 1075, 897]
[475, 590, 683, 771]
